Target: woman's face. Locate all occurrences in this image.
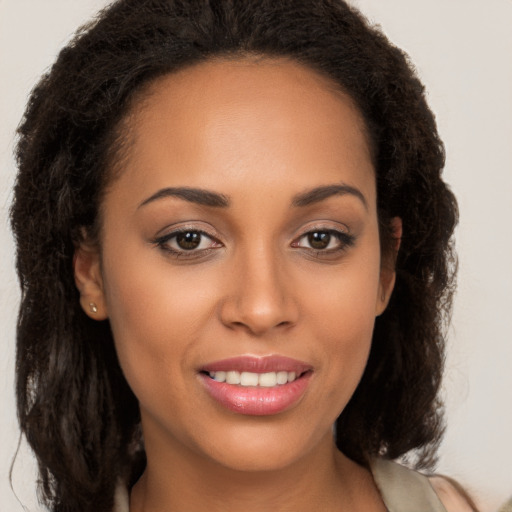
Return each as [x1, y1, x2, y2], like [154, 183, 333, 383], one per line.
[76, 58, 396, 472]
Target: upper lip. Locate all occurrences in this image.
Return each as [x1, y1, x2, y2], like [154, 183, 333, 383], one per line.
[200, 355, 312, 374]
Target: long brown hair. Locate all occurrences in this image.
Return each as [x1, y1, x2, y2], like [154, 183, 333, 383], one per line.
[11, 1, 457, 510]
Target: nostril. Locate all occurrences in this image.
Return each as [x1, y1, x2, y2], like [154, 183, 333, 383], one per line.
[218, 288, 299, 335]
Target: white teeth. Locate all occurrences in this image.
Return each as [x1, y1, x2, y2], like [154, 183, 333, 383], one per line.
[212, 370, 226, 382]
[276, 371, 288, 385]
[208, 370, 299, 386]
[226, 371, 241, 385]
[240, 371, 259, 386]
[258, 372, 277, 387]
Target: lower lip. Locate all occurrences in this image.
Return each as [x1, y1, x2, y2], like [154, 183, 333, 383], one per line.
[200, 373, 312, 416]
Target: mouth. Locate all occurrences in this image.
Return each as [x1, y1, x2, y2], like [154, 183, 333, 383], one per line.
[198, 355, 313, 416]
[204, 369, 302, 387]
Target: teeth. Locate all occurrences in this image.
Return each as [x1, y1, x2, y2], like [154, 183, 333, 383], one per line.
[208, 370, 299, 386]
[240, 371, 259, 386]
[258, 372, 277, 387]
[212, 371, 226, 382]
[276, 371, 288, 385]
[226, 371, 241, 385]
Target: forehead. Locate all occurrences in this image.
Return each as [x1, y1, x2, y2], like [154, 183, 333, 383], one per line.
[108, 57, 375, 210]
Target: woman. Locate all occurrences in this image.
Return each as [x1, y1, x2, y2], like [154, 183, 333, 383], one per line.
[10, 1, 470, 511]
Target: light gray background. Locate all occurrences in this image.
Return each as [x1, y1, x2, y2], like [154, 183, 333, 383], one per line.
[1, 1, 511, 511]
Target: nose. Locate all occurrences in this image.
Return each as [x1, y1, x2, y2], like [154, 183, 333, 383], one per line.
[219, 246, 299, 336]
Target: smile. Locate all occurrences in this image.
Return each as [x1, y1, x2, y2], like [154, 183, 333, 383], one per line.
[208, 370, 298, 387]
[199, 355, 312, 416]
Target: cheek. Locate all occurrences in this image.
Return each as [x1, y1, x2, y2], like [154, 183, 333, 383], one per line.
[305, 246, 381, 336]
[101, 253, 221, 407]
[301, 251, 381, 405]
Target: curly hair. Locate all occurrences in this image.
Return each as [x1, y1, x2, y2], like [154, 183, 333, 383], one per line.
[10, 1, 458, 511]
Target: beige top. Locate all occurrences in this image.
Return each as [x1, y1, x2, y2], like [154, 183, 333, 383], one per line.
[498, 497, 512, 512]
[113, 458, 447, 512]
[370, 458, 447, 512]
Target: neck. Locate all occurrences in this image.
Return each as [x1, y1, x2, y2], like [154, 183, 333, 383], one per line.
[130, 430, 383, 512]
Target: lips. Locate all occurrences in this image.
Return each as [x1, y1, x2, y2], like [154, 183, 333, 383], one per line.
[199, 355, 312, 416]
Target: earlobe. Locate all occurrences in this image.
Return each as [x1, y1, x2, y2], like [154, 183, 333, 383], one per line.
[74, 241, 108, 320]
[376, 217, 402, 316]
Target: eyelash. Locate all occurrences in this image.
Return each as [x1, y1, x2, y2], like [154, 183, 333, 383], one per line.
[152, 228, 221, 259]
[291, 228, 356, 257]
[152, 227, 355, 260]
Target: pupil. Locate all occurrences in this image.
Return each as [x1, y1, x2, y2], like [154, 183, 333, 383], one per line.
[176, 232, 201, 250]
[308, 231, 330, 249]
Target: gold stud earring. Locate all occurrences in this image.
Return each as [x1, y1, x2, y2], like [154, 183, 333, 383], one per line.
[89, 302, 98, 314]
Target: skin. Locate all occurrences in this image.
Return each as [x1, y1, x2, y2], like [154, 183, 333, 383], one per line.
[75, 58, 399, 512]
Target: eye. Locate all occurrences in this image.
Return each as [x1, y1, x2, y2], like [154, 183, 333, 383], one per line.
[302, 231, 336, 250]
[292, 229, 355, 253]
[173, 231, 209, 250]
[153, 229, 222, 257]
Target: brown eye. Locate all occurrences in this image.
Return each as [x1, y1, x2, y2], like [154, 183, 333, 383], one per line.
[292, 228, 355, 255]
[154, 229, 221, 256]
[307, 231, 331, 250]
[176, 231, 202, 250]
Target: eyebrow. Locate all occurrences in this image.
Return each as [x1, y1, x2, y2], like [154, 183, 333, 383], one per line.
[139, 187, 230, 209]
[138, 183, 367, 210]
[292, 184, 368, 210]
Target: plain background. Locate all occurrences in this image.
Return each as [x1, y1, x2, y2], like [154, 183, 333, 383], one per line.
[1, 1, 511, 511]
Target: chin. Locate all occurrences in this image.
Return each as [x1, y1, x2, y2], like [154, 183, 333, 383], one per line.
[193, 420, 331, 473]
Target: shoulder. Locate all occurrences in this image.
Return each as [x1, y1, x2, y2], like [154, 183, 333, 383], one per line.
[113, 482, 130, 512]
[370, 458, 447, 511]
[370, 458, 478, 512]
[429, 475, 478, 512]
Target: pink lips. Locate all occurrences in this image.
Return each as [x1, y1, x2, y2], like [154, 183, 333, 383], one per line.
[199, 355, 312, 416]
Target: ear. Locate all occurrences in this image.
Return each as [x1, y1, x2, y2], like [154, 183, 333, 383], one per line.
[74, 239, 108, 320]
[375, 217, 402, 316]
